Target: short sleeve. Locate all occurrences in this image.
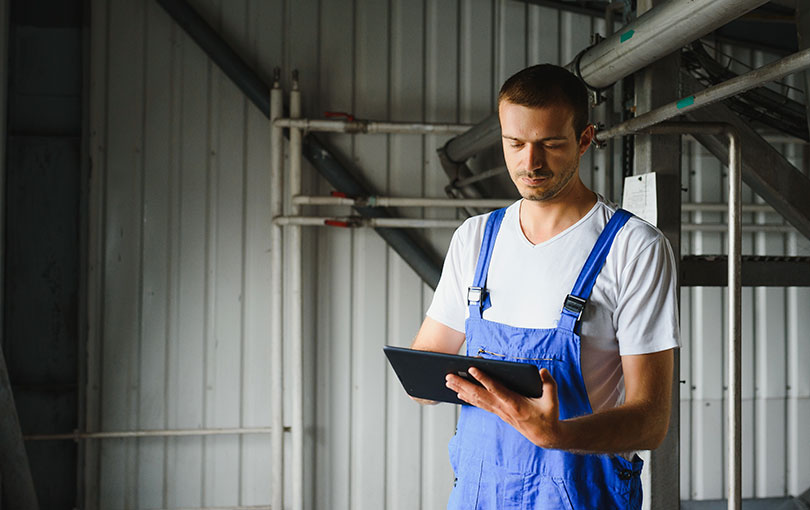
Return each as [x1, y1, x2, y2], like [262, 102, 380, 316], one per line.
[614, 234, 681, 355]
[426, 225, 471, 333]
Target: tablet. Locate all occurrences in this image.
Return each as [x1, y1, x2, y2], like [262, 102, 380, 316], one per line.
[384, 346, 543, 405]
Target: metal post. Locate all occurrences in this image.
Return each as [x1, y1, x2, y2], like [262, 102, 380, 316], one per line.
[632, 0, 681, 503]
[269, 71, 284, 510]
[727, 131, 742, 510]
[288, 71, 304, 510]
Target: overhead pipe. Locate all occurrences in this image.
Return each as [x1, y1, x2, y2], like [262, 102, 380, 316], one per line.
[155, 0, 443, 289]
[596, 47, 810, 141]
[439, 0, 768, 166]
[274, 118, 472, 135]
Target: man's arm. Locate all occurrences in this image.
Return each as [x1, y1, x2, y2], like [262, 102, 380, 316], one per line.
[410, 316, 466, 354]
[409, 317, 466, 405]
[445, 348, 674, 453]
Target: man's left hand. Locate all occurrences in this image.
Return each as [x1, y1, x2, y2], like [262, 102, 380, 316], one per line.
[445, 367, 567, 449]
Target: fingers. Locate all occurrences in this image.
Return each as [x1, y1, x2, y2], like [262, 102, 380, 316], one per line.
[410, 396, 439, 406]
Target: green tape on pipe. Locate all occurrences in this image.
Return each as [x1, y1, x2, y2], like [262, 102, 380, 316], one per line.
[620, 30, 634, 42]
[677, 96, 695, 109]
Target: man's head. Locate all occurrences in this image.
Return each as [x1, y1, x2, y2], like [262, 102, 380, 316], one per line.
[498, 64, 593, 202]
[498, 64, 589, 139]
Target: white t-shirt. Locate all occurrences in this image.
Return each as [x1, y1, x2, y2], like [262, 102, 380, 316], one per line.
[427, 196, 680, 412]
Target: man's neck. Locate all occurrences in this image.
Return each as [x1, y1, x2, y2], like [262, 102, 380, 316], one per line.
[518, 183, 597, 245]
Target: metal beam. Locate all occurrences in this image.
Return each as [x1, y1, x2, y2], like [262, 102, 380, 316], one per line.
[155, 0, 443, 288]
[440, 0, 768, 166]
[0, 349, 39, 510]
[682, 74, 810, 242]
[796, 1, 810, 137]
[681, 256, 810, 287]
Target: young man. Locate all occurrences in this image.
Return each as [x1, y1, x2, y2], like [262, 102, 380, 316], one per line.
[411, 64, 680, 509]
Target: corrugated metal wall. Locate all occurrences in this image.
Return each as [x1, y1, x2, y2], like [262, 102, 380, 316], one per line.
[86, 1, 810, 509]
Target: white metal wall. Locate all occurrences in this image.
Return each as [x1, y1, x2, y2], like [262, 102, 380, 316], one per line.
[86, 1, 810, 509]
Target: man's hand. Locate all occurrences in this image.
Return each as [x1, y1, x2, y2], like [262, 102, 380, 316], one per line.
[410, 396, 439, 406]
[445, 349, 675, 454]
[445, 367, 566, 448]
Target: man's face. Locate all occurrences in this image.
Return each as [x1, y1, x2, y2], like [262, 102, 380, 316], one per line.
[498, 100, 592, 202]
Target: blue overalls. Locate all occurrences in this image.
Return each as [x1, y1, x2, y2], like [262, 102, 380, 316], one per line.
[447, 207, 643, 510]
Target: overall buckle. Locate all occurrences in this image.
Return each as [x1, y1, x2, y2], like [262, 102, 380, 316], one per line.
[467, 286, 485, 305]
[563, 294, 587, 320]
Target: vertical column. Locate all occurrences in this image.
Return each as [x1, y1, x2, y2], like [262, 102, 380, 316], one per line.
[269, 71, 284, 510]
[633, 2, 681, 509]
[288, 71, 304, 510]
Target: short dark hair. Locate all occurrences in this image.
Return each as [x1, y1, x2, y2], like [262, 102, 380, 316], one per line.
[498, 64, 590, 138]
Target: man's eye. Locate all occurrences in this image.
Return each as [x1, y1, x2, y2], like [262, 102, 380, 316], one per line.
[510, 143, 524, 149]
[545, 144, 563, 149]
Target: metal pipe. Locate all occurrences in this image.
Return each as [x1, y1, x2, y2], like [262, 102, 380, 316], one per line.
[596, 47, 810, 142]
[274, 118, 472, 135]
[440, 0, 767, 165]
[728, 129, 743, 510]
[269, 72, 284, 510]
[452, 166, 507, 188]
[291, 196, 781, 214]
[681, 224, 793, 233]
[288, 72, 304, 510]
[291, 195, 514, 209]
[24, 427, 275, 441]
[682, 203, 775, 214]
[273, 217, 464, 229]
[156, 0, 442, 290]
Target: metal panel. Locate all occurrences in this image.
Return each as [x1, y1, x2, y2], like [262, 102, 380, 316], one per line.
[386, 2, 427, 510]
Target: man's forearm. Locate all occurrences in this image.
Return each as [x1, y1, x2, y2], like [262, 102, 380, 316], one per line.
[552, 400, 670, 454]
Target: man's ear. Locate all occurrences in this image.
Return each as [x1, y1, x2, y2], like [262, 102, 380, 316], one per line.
[578, 124, 595, 155]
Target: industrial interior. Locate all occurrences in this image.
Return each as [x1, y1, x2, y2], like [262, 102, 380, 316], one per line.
[1, 0, 809, 509]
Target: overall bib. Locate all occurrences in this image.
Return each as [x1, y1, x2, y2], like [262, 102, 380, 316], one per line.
[447, 207, 643, 510]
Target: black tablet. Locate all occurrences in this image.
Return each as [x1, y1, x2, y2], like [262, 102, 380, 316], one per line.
[384, 346, 543, 405]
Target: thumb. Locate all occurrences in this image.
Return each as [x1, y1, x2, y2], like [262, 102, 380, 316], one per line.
[539, 368, 558, 404]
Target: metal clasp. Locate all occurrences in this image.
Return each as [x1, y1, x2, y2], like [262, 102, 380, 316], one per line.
[467, 286, 485, 305]
[563, 294, 587, 320]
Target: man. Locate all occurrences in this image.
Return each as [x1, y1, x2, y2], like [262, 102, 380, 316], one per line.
[411, 64, 680, 509]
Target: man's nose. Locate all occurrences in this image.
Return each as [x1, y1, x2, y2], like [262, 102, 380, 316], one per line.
[526, 143, 545, 170]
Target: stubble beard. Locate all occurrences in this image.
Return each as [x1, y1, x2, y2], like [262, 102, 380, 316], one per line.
[519, 162, 578, 202]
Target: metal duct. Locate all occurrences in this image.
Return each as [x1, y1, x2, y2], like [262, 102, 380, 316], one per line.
[155, 0, 442, 288]
[440, 0, 768, 166]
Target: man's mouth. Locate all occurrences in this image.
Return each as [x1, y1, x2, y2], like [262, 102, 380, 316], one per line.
[521, 173, 551, 186]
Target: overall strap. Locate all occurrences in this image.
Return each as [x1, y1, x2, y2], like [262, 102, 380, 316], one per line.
[558, 209, 633, 332]
[468, 207, 507, 319]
